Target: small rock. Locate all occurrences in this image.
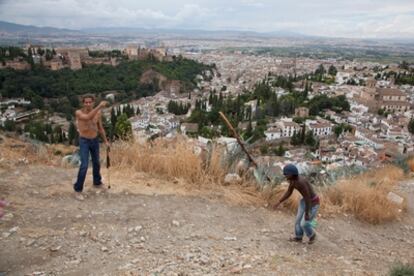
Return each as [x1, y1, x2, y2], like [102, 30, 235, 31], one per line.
[140, 236, 146, 242]
[75, 215, 82, 219]
[134, 225, 143, 232]
[66, 259, 81, 265]
[130, 238, 140, 244]
[387, 192, 404, 205]
[26, 239, 36, 246]
[9, 226, 19, 233]
[2, 232, 11, 238]
[199, 255, 209, 265]
[224, 237, 237, 241]
[101, 246, 109, 252]
[230, 266, 243, 274]
[185, 253, 194, 261]
[2, 213, 14, 221]
[172, 220, 180, 227]
[79, 231, 88, 237]
[50, 245, 62, 252]
[224, 173, 242, 185]
[243, 264, 252, 269]
[118, 263, 133, 270]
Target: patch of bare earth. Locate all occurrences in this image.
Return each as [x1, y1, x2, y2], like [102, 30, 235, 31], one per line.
[1, 164, 413, 276]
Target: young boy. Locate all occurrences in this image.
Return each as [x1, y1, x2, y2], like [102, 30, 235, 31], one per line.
[273, 164, 320, 244]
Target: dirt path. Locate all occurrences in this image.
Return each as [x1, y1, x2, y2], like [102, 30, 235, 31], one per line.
[0, 165, 413, 275]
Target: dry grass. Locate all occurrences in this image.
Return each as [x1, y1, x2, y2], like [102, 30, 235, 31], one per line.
[265, 165, 408, 224]
[109, 138, 409, 223]
[110, 136, 228, 186]
[407, 157, 414, 172]
[324, 165, 407, 224]
[0, 134, 76, 168]
[8, 133, 408, 223]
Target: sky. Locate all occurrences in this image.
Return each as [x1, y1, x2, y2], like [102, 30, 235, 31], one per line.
[0, 0, 413, 39]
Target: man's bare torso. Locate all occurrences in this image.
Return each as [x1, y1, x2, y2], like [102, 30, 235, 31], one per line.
[76, 109, 100, 139]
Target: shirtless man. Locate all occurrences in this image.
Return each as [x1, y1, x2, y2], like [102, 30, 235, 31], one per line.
[73, 95, 109, 194]
[273, 164, 320, 244]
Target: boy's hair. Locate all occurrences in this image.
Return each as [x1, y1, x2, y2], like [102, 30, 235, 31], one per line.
[82, 94, 95, 102]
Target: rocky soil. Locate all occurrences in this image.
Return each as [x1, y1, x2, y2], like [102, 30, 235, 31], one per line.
[1, 165, 414, 275]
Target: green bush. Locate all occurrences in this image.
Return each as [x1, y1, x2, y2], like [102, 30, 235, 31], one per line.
[389, 263, 414, 276]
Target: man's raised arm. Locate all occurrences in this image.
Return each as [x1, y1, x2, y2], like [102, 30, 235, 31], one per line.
[76, 101, 108, 121]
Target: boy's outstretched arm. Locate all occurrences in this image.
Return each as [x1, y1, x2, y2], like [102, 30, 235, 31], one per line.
[273, 184, 294, 209]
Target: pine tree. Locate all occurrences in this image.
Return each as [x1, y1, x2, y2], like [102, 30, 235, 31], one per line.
[68, 122, 78, 145]
[305, 131, 316, 147]
[408, 118, 414, 134]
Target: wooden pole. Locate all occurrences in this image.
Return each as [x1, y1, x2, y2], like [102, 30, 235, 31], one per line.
[218, 111, 258, 168]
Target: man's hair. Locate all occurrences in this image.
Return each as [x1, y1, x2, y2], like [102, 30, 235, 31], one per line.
[82, 94, 95, 102]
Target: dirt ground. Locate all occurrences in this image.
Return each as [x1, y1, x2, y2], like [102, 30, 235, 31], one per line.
[0, 164, 414, 276]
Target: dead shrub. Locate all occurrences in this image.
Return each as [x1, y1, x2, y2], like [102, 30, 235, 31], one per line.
[264, 165, 407, 224]
[109, 137, 227, 185]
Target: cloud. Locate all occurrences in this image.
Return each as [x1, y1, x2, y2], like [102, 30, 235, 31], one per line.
[0, 0, 413, 38]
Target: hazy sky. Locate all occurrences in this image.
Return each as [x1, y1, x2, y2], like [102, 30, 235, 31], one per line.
[0, 0, 413, 38]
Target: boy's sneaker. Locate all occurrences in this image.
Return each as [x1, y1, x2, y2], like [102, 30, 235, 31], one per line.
[289, 236, 303, 243]
[308, 233, 317, 244]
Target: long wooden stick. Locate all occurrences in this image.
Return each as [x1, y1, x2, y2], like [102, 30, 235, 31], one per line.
[106, 146, 111, 189]
[218, 111, 258, 168]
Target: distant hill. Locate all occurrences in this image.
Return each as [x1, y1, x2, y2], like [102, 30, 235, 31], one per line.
[0, 21, 80, 35]
[82, 27, 307, 39]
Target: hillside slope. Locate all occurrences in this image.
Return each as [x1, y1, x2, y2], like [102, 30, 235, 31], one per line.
[0, 165, 413, 275]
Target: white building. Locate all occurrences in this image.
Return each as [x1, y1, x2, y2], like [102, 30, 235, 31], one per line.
[265, 118, 301, 141]
[305, 118, 333, 137]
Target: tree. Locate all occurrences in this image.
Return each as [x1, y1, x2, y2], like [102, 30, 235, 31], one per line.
[305, 131, 316, 147]
[408, 118, 414, 134]
[328, 65, 337, 76]
[273, 144, 286, 156]
[244, 120, 253, 140]
[115, 113, 133, 140]
[290, 131, 302, 146]
[32, 95, 44, 109]
[260, 144, 269, 155]
[399, 60, 409, 70]
[3, 120, 16, 131]
[68, 122, 78, 145]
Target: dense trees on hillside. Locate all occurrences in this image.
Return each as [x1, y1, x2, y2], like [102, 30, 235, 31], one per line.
[0, 58, 211, 100]
[168, 100, 190, 115]
[0, 47, 27, 63]
[0, 57, 211, 120]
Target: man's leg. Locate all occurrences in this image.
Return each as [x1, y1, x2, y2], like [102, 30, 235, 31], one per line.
[293, 199, 305, 240]
[302, 204, 320, 240]
[90, 138, 102, 186]
[74, 138, 90, 192]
